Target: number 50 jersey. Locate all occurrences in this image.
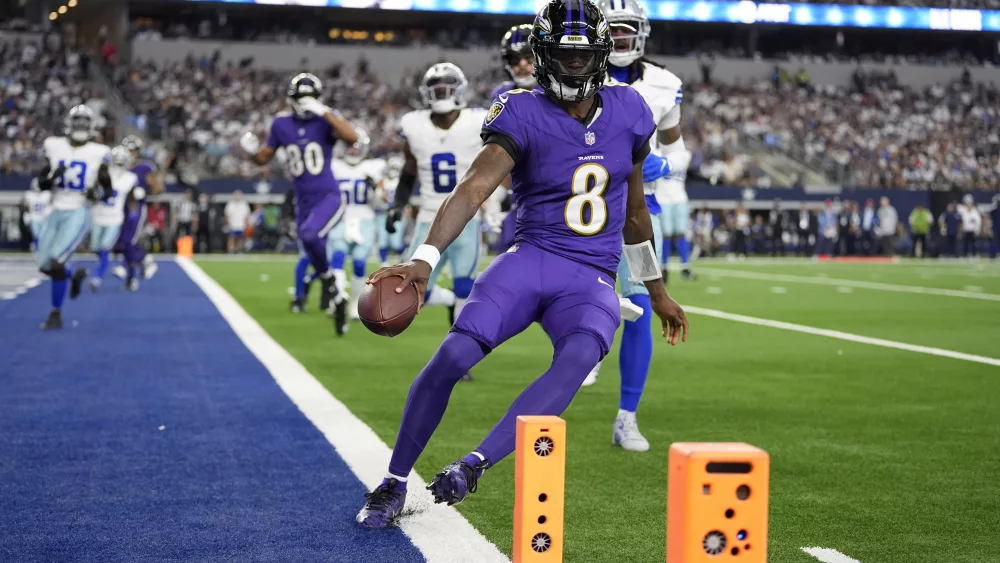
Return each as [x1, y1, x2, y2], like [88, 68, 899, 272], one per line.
[42, 136, 112, 211]
[266, 111, 339, 196]
[399, 107, 486, 223]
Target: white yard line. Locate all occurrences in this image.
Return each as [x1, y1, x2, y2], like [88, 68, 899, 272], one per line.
[801, 547, 862, 563]
[697, 268, 1000, 302]
[685, 306, 1000, 367]
[177, 257, 510, 563]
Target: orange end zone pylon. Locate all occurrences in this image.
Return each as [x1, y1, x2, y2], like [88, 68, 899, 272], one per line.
[667, 443, 769, 562]
[513, 416, 565, 563]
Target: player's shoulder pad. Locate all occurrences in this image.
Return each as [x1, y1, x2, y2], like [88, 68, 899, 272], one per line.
[42, 136, 65, 151]
[640, 61, 683, 92]
[275, 110, 294, 118]
[398, 109, 431, 139]
[484, 88, 536, 128]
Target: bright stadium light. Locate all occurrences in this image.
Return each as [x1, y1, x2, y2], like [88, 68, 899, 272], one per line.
[58, 5, 67, 13]
[855, 8, 873, 26]
[68, 0, 77, 6]
[49, 11, 57, 20]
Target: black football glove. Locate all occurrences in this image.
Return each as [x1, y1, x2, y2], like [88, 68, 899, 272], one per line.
[385, 207, 403, 234]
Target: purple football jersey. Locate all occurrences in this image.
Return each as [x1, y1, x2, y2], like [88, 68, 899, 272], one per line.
[131, 161, 155, 189]
[482, 85, 655, 275]
[266, 112, 340, 197]
[490, 81, 517, 101]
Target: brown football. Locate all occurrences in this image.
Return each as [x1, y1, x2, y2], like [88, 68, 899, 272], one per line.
[357, 276, 419, 337]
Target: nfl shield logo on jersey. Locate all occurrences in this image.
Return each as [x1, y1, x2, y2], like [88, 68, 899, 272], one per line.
[584, 131, 596, 146]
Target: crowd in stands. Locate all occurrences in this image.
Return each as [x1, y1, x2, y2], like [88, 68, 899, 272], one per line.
[3, 30, 1000, 191]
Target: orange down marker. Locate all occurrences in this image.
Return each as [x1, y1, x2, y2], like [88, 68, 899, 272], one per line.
[513, 416, 566, 563]
[666, 443, 769, 562]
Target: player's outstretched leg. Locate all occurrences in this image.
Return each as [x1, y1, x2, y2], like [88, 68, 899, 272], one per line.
[614, 294, 653, 452]
[357, 332, 488, 528]
[42, 261, 68, 330]
[291, 255, 311, 312]
[427, 332, 601, 505]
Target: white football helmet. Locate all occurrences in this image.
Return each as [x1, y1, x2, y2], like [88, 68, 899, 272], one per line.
[386, 155, 404, 179]
[596, 0, 651, 67]
[65, 105, 97, 143]
[109, 145, 133, 170]
[342, 129, 371, 166]
[419, 63, 469, 114]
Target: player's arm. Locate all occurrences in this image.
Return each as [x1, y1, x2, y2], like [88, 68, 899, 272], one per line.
[623, 159, 688, 345]
[368, 143, 513, 306]
[89, 163, 114, 202]
[322, 111, 359, 144]
[385, 142, 418, 233]
[35, 163, 65, 191]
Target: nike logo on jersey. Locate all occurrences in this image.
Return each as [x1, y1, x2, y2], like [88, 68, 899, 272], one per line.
[597, 277, 613, 289]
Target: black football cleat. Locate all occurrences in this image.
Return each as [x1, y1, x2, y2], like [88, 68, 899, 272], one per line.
[319, 276, 333, 313]
[290, 297, 305, 313]
[681, 268, 697, 281]
[447, 304, 456, 326]
[427, 459, 488, 506]
[41, 310, 63, 330]
[334, 301, 348, 336]
[69, 268, 87, 300]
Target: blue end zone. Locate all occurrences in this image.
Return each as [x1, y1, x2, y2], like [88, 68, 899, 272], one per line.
[0, 262, 425, 563]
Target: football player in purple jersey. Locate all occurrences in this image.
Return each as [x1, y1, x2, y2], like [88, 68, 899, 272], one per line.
[356, 0, 688, 529]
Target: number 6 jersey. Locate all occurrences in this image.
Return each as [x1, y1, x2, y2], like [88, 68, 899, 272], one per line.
[481, 86, 655, 275]
[265, 111, 339, 197]
[398, 107, 486, 224]
[42, 136, 112, 211]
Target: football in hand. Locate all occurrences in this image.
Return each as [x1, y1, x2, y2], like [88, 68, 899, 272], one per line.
[357, 276, 419, 337]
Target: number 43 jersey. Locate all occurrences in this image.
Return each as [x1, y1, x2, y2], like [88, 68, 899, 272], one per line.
[399, 107, 487, 224]
[42, 136, 112, 211]
[266, 111, 339, 197]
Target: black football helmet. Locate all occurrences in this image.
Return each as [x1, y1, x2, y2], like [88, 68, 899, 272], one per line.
[530, 0, 612, 103]
[501, 24, 535, 88]
[287, 72, 324, 116]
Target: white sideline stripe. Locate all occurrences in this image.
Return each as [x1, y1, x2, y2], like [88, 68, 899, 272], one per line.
[176, 257, 510, 563]
[685, 306, 1000, 367]
[802, 547, 862, 563]
[698, 268, 1000, 302]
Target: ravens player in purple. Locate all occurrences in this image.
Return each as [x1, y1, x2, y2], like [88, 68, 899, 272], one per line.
[240, 73, 359, 334]
[490, 23, 537, 101]
[357, 0, 688, 528]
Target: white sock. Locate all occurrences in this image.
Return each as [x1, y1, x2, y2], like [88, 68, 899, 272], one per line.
[455, 297, 468, 316]
[386, 472, 408, 482]
[333, 269, 347, 291]
[617, 409, 636, 421]
[351, 277, 365, 301]
[425, 285, 456, 307]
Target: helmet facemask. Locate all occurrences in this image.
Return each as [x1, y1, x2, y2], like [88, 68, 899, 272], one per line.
[608, 18, 648, 67]
[419, 64, 469, 114]
[67, 110, 95, 143]
[504, 51, 537, 88]
[533, 41, 610, 102]
[288, 73, 323, 119]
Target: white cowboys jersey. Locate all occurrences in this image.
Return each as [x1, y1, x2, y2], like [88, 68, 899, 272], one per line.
[42, 136, 112, 211]
[379, 175, 399, 213]
[24, 185, 52, 224]
[620, 62, 688, 205]
[332, 158, 385, 221]
[92, 168, 138, 226]
[399, 107, 487, 223]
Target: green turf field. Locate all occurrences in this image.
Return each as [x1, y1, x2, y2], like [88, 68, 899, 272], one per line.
[199, 257, 1000, 563]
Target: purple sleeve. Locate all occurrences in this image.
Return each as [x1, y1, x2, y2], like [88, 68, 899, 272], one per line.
[265, 120, 281, 149]
[481, 95, 529, 159]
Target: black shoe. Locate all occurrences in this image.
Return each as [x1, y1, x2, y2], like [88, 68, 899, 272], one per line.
[41, 310, 62, 330]
[682, 268, 697, 281]
[427, 459, 489, 506]
[290, 298, 305, 313]
[69, 269, 87, 300]
[447, 304, 456, 326]
[334, 300, 347, 336]
[320, 277, 333, 313]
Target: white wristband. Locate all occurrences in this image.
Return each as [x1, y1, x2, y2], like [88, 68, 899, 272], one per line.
[410, 244, 441, 271]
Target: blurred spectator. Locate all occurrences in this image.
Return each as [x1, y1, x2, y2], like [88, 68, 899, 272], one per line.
[733, 205, 750, 256]
[224, 191, 251, 254]
[173, 189, 197, 248]
[195, 193, 216, 253]
[796, 203, 817, 255]
[818, 199, 839, 255]
[876, 196, 899, 256]
[860, 198, 878, 255]
[908, 204, 933, 257]
[146, 202, 168, 252]
[958, 196, 982, 256]
[939, 202, 961, 256]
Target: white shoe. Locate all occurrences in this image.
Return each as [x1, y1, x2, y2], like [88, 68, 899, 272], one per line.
[143, 261, 158, 280]
[112, 265, 127, 280]
[349, 300, 360, 321]
[581, 363, 600, 387]
[613, 412, 650, 452]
